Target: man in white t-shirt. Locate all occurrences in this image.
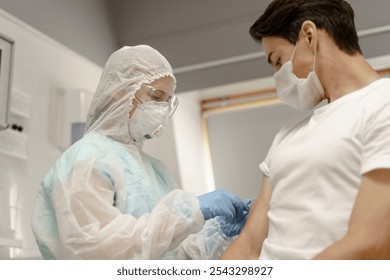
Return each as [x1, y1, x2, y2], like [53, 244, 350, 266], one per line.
[221, 0, 390, 260]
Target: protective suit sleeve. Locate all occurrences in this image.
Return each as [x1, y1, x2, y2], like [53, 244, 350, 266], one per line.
[173, 218, 234, 260]
[52, 160, 204, 259]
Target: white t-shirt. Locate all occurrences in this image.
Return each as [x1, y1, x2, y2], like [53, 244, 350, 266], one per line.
[259, 78, 390, 260]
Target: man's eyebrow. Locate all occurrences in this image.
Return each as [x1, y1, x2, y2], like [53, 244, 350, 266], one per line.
[267, 51, 274, 65]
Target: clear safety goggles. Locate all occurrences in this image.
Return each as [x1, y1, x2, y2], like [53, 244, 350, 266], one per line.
[135, 84, 179, 116]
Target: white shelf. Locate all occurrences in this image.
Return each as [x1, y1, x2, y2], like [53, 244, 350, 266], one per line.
[0, 237, 23, 248]
[0, 129, 28, 159]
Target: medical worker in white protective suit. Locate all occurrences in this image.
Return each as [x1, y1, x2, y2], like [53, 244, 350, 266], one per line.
[32, 45, 250, 260]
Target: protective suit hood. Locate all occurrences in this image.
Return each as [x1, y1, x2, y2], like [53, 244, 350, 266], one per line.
[84, 45, 176, 145]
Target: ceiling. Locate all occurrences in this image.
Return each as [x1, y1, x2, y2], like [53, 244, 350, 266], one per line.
[110, 0, 390, 92]
[1, 0, 390, 93]
[108, 0, 275, 92]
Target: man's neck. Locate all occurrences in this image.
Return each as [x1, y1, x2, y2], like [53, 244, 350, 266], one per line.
[319, 52, 381, 102]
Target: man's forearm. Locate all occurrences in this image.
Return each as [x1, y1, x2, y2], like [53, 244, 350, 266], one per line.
[313, 233, 389, 260]
[313, 237, 358, 259]
[220, 234, 261, 260]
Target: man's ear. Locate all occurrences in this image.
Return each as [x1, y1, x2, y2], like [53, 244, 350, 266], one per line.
[300, 20, 318, 51]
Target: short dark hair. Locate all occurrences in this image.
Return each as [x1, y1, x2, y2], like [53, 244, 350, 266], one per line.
[249, 0, 362, 55]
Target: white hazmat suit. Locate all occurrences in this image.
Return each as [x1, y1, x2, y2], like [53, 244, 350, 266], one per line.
[32, 45, 234, 259]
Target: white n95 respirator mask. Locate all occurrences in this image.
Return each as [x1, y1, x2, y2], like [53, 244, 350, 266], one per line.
[129, 101, 170, 141]
[273, 39, 325, 110]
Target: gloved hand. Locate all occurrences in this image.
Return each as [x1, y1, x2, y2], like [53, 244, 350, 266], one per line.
[217, 211, 248, 237]
[216, 197, 254, 237]
[198, 189, 244, 221]
[243, 197, 255, 210]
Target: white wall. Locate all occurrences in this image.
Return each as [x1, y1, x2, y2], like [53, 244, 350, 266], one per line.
[0, 9, 102, 259]
[171, 92, 210, 195]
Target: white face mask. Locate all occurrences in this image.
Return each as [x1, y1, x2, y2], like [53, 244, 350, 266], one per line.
[128, 100, 170, 141]
[273, 39, 325, 110]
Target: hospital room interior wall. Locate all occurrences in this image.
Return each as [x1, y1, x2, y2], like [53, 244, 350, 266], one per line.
[171, 92, 209, 195]
[0, 9, 102, 259]
[206, 104, 313, 199]
[142, 120, 182, 188]
[0, 0, 118, 66]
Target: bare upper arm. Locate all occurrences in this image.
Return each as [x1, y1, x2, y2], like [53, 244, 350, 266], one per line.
[347, 168, 390, 257]
[314, 168, 390, 259]
[220, 175, 272, 259]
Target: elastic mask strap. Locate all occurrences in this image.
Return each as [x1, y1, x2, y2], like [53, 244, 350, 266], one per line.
[130, 96, 145, 118]
[293, 31, 318, 72]
[312, 37, 318, 73]
[291, 32, 302, 63]
[291, 42, 298, 61]
[134, 95, 144, 106]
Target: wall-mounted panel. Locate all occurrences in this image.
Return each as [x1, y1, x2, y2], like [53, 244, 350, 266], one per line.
[0, 34, 14, 130]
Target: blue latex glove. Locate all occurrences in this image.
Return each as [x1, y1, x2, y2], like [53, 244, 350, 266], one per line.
[198, 189, 244, 221]
[242, 197, 254, 211]
[217, 211, 248, 237]
[216, 198, 254, 237]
